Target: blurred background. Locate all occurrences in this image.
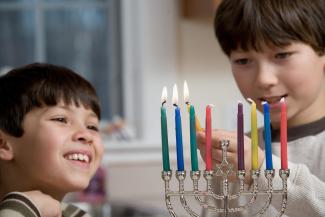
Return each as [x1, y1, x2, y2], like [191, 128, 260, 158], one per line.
[0, 0, 263, 216]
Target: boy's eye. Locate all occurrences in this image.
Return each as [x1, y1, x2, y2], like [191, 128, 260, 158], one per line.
[87, 125, 99, 132]
[275, 52, 292, 59]
[234, 58, 250, 65]
[51, 117, 67, 123]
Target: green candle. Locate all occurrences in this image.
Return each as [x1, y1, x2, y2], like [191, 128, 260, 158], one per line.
[161, 87, 170, 171]
[189, 105, 199, 171]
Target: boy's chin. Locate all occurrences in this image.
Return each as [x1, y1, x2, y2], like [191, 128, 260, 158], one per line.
[62, 177, 92, 192]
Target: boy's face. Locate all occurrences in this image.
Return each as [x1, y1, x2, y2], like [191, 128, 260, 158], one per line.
[7, 103, 103, 198]
[229, 42, 325, 128]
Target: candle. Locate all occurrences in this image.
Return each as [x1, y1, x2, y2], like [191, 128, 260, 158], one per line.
[262, 101, 273, 170]
[183, 81, 199, 171]
[189, 105, 199, 171]
[173, 84, 184, 171]
[205, 105, 213, 171]
[161, 87, 170, 171]
[248, 98, 259, 170]
[280, 97, 288, 170]
[237, 102, 245, 170]
[184, 81, 203, 131]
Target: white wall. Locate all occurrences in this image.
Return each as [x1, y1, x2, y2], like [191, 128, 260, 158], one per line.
[178, 19, 244, 132]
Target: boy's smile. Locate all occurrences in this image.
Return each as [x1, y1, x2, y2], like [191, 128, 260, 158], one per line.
[230, 42, 325, 128]
[5, 103, 104, 199]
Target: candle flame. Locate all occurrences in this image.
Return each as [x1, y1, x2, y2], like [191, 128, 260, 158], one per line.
[161, 86, 167, 105]
[183, 81, 189, 104]
[172, 84, 178, 106]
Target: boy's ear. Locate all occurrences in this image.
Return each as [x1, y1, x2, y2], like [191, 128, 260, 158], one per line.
[0, 130, 14, 161]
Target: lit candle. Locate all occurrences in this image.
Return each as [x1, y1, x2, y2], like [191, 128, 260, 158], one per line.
[262, 101, 273, 170]
[183, 83, 199, 171]
[237, 102, 245, 170]
[189, 106, 199, 171]
[184, 81, 203, 131]
[161, 87, 170, 171]
[173, 84, 184, 171]
[205, 105, 213, 171]
[280, 97, 288, 170]
[248, 98, 259, 170]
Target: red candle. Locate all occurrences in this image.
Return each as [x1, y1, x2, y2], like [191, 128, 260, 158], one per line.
[280, 98, 288, 169]
[205, 105, 212, 171]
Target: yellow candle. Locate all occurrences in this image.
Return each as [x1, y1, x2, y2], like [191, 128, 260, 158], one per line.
[186, 105, 202, 131]
[248, 98, 259, 170]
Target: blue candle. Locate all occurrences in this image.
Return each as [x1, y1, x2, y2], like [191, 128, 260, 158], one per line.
[172, 84, 184, 171]
[262, 102, 273, 170]
[175, 106, 184, 171]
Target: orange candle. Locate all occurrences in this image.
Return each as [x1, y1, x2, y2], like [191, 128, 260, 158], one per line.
[205, 105, 212, 171]
[280, 97, 288, 169]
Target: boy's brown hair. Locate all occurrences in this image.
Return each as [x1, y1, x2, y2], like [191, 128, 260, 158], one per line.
[0, 63, 101, 137]
[214, 0, 325, 56]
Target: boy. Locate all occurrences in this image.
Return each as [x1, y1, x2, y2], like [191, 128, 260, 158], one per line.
[0, 63, 104, 217]
[197, 0, 325, 216]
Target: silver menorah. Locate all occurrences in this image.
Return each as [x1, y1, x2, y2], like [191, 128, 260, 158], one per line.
[161, 140, 290, 217]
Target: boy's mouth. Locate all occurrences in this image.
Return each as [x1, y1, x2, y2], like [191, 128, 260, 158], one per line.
[64, 152, 91, 164]
[259, 94, 288, 104]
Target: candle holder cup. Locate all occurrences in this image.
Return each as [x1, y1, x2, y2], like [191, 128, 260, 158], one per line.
[161, 140, 290, 217]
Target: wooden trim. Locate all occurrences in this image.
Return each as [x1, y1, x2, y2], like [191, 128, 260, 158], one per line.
[181, 0, 221, 20]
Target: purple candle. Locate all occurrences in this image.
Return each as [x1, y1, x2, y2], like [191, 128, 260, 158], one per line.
[237, 102, 245, 170]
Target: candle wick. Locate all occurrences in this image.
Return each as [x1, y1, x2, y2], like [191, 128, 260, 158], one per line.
[173, 103, 178, 107]
[185, 101, 190, 105]
[162, 100, 167, 106]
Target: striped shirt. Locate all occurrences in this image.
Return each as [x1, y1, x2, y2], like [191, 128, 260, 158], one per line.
[0, 192, 91, 217]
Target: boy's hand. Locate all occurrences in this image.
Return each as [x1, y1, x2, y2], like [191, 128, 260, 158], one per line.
[23, 191, 61, 217]
[197, 129, 265, 185]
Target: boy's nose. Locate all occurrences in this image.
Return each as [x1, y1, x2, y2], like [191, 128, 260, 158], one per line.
[255, 63, 279, 90]
[72, 128, 93, 145]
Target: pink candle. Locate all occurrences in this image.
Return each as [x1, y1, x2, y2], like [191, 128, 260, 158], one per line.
[205, 105, 212, 171]
[280, 98, 288, 169]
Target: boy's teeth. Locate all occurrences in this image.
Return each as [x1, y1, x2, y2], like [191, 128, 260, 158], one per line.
[67, 153, 89, 163]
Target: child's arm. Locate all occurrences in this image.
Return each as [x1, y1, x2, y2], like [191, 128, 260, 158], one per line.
[197, 129, 325, 216]
[0, 191, 61, 217]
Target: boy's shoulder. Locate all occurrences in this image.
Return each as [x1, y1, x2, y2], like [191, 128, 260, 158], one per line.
[62, 202, 91, 217]
[0, 192, 90, 217]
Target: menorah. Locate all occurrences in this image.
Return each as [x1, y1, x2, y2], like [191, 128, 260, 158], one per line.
[160, 83, 290, 216]
[161, 140, 290, 217]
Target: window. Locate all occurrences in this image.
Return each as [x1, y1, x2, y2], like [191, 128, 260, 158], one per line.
[0, 0, 123, 120]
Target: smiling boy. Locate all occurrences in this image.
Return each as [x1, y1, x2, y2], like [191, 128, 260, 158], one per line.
[198, 0, 325, 216]
[0, 63, 104, 217]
